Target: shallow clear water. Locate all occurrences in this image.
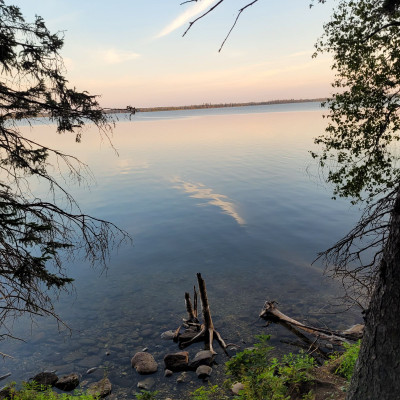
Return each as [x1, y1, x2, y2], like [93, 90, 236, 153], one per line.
[2, 103, 362, 398]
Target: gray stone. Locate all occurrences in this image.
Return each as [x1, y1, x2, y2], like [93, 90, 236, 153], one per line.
[231, 382, 245, 395]
[87, 377, 112, 398]
[196, 365, 212, 379]
[77, 355, 103, 368]
[131, 352, 158, 374]
[164, 351, 189, 372]
[142, 329, 153, 337]
[137, 377, 155, 391]
[188, 350, 214, 370]
[31, 372, 58, 387]
[54, 373, 79, 391]
[161, 330, 175, 340]
[164, 369, 173, 377]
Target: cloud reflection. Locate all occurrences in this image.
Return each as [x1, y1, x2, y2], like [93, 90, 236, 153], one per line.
[171, 177, 245, 226]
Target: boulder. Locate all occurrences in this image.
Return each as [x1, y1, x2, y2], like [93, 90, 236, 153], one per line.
[87, 377, 112, 398]
[164, 351, 189, 372]
[196, 365, 212, 379]
[31, 372, 58, 387]
[54, 373, 79, 391]
[188, 350, 214, 370]
[131, 352, 158, 374]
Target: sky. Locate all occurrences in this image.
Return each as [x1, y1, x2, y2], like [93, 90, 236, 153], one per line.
[11, 0, 336, 108]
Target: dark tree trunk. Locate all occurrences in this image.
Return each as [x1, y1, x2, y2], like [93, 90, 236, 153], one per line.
[347, 192, 400, 399]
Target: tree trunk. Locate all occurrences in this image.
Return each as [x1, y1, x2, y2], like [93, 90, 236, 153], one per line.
[347, 192, 400, 399]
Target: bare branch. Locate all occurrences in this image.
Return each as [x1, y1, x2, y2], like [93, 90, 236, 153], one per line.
[219, 0, 260, 52]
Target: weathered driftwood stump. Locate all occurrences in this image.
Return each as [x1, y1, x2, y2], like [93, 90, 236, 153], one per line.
[174, 273, 233, 356]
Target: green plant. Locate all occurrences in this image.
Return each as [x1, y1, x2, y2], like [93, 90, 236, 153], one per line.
[334, 340, 361, 381]
[3, 381, 99, 400]
[190, 385, 228, 400]
[135, 390, 159, 400]
[225, 336, 315, 400]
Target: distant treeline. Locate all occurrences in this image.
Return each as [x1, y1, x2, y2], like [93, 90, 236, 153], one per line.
[108, 98, 327, 114]
[106, 98, 327, 114]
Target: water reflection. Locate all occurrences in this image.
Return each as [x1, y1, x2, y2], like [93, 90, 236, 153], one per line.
[171, 177, 246, 226]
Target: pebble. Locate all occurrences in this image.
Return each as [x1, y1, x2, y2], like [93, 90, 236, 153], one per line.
[164, 369, 173, 377]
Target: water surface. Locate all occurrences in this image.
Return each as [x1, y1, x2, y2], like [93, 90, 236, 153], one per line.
[2, 103, 361, 398]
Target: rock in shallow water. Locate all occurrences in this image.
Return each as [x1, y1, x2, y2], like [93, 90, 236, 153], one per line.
[31, 372, 58, 387]
[137, 377, 155, 390]
[164, 369, 173, 377]
[54, 373, 79, 391]
[164, 351, 189, 372]
[131, 352, 158, 374]
[87, 377, 112, 398]
[188, 350, 214, 370]
[196, 365, 212, 379]
[160, 330, 175, 340]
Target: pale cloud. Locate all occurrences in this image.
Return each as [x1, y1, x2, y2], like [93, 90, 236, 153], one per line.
[288, 50, 313, 58]
[156, 0, 219, 38]
[100, 49, 141, 65]
[171, 177, 245, 226]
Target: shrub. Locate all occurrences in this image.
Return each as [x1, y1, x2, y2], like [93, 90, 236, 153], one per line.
[334, 340, 361, 381]
[224, 335, 315, 400]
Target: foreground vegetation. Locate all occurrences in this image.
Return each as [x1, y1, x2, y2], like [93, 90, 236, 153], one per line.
[188, 336, 360, 400]
[1, 337, 360, 400]
[138, 336, 360, 400]
[0, 382, 97, 400]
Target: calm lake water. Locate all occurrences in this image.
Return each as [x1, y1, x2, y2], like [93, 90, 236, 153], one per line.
[2, 103, 361, 398]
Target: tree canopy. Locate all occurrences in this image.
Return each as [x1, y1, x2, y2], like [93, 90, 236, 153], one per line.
[310, 0, 400, 308]
[0, 1, 129, 341]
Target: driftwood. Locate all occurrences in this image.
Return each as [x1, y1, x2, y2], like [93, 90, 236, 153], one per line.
[260, 301, 363, 345]
[174, 273, 234, 356]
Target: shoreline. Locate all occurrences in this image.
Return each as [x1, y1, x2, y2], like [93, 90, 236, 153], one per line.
[109, 98, 327, 114]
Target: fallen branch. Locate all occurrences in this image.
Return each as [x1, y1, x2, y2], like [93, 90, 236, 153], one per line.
[260, 301, 363, 345]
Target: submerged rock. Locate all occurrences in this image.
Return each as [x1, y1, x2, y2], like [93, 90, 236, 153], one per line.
[131, 352, 158, 374]
[55, 373, 79, 391]
[87, 377, 112, 398]
[137, 377, 155, 391]
[164, 369, 173, 377]
[176, 371, 189, 384]
[31, 372, 58, 387]
[161, 330, 175, 340]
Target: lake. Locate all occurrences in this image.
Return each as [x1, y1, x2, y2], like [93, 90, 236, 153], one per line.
[2, 103, 362, 398]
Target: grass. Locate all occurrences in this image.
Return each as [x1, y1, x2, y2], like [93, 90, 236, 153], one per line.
[1, 382, 98, 400]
